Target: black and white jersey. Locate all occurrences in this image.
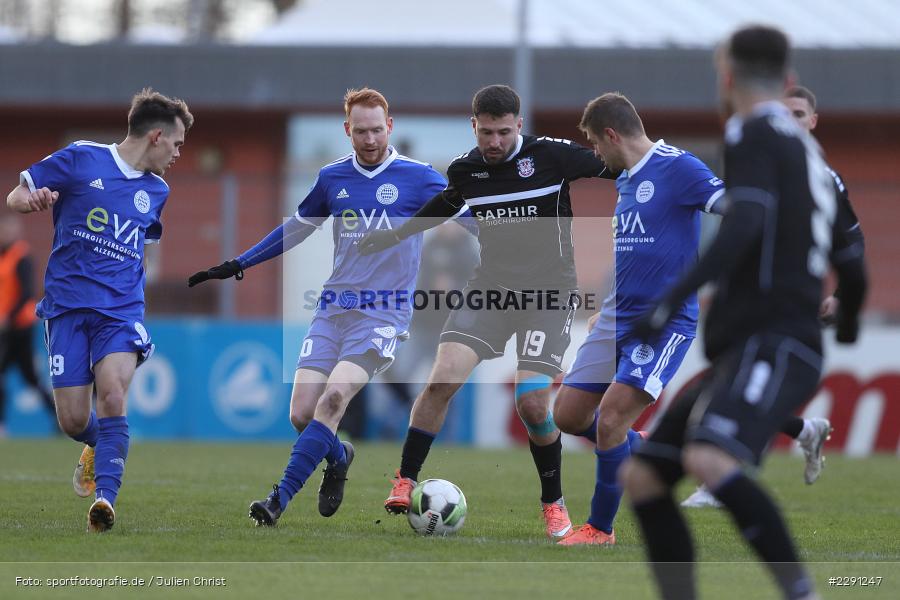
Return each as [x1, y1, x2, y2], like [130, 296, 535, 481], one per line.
[704, 102, 861, 358]
[440, 134, 612, 291]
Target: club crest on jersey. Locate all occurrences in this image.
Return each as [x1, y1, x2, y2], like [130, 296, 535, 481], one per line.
[516, 157, 535, 178]
[376, 183, 399, 205]
[133, 190, 150, 213]
[636, 181, 654, 203]
[631, 344, 655, 366]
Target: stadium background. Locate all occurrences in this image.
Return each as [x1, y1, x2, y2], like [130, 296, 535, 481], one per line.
[2, 0, 898, 456]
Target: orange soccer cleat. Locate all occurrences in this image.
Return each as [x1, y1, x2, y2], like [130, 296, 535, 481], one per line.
[384, 469, 416, 514]
[541, 498, 574, 539]
[73, 445, 96, 498]
[557, 523, 616, 546]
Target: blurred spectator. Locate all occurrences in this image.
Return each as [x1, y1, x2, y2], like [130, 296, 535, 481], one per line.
[0, 213, 56, 436]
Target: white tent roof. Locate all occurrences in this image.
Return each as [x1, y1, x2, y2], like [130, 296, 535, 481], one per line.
[249, 0, 900, 48]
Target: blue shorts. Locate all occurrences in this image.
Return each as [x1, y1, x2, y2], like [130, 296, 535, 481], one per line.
[296, 310, 408, 377]
[43, 309, 154, 388]
[563, 320, 693, 400]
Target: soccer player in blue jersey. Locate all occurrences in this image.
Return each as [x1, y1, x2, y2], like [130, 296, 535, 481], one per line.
[551, 93, 726, 545]
[188, 88, 454, 526]
[6, 89, 192, 532]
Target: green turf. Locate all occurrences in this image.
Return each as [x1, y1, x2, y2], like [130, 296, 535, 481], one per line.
[0, 439, 897, 599]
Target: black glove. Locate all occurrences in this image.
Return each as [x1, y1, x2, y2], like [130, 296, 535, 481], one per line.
[631, 302, 674, 343]
[835, 312, 859, 344]
[358, 229, 401, 256]
[188, 260, 244, 287]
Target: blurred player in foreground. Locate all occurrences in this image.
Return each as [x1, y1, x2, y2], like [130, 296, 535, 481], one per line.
[189, 88, 452, 527]
[6, 89, 191, 531]
[681, 83, 866, 509]
[623, 25, 866, 599]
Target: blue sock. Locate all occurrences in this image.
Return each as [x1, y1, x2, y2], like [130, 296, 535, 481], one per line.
[627, 428, 643, 451]
[325, 433, 346, 466]
[94, 416, 129, 506]
[587, 439, 631, 534]
[278, 419, 334, 511]
[576, 409, 599, 444]
[71, 411, 99, 447]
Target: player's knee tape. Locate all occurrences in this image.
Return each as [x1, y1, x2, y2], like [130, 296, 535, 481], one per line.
[515, 374, 555, 435]
[515, 374, 553, 399]
[523, 409, 558, 436]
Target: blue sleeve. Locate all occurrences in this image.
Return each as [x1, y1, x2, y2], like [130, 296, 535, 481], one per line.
[295, 175, 331, 227]
[21, 145, 78, 195]
[676, 154, 726, 214]
[236, 217, 318, 269]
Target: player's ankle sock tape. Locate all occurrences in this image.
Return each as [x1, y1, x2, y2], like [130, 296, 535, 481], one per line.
[631, 494, 696, 598]
[587, 441, 631, 533]
[94, 416, 129, 506]
[712, 470, 812, 598]
[279, 419, 334, 510]
[399, 427, 435, 481]
[72, 410, 99, 447]
[325, 434, 346, 466]
[577, 409, 599, 443]
[529, 434, 563, 504]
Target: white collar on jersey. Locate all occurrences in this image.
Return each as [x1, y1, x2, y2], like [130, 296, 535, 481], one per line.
[504, 134, 524, 162]
[109, 144, 146, 179]
[622, 139, 664, 179]
[352, 146, 398, 179]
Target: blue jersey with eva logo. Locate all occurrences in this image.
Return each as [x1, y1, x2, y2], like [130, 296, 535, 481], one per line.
[605, 140, 723, 335]
[21, 141, 169, 321]
[295, 147, 450, 328]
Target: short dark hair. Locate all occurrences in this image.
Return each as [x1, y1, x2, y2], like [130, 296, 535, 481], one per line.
[785, 85, 817, 112]
[579, 92, 644, 138]
[472, 85, 520, 118]
[726, 25, 790, 88]
[127, 88, 193, 137]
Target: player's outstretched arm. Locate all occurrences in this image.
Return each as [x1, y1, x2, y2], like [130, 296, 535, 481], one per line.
[188, 217, 318, 287]
[358, 188, 464, 256]
[7, 184, 58, 213]
[633, 197, 764, 339]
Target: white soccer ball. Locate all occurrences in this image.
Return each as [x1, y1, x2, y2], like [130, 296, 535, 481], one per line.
[407, 478, 467, 536]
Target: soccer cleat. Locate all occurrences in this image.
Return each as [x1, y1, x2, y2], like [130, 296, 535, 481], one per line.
[800, 417, 832, 485]
[318, 441, 355, 517]
[249, 484, 283, 527]
[87, 497, 115, 532]
[384, 469, 416, 514]
[557, 523, 616, 546]
[73, 445, 96, 498]
[681, 485, 723, 508]
[541, 498, 573, 539]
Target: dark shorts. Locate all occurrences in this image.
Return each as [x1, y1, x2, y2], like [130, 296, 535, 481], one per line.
[439, 282, 577, 377]
[634, 333, 822, 486]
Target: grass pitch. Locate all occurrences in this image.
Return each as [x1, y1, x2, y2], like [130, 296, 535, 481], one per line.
[1, 439, 897, 599]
